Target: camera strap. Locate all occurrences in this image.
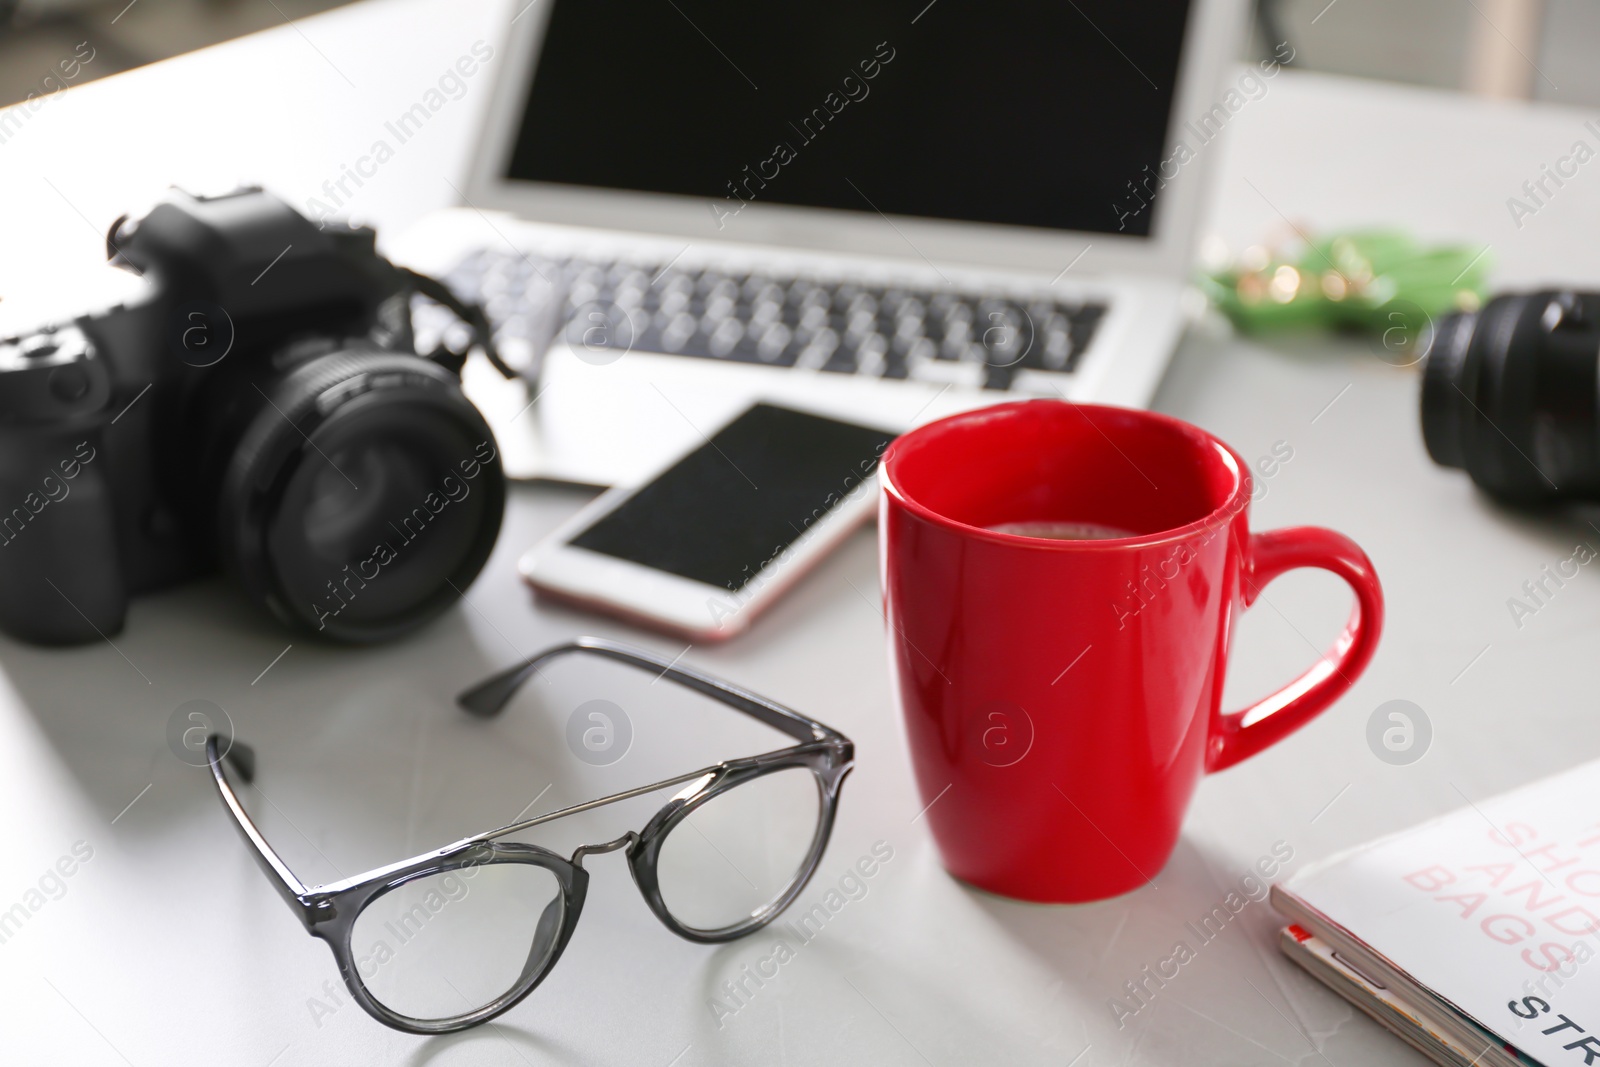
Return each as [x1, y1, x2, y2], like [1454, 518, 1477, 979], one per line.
[399, 267, 517, 382]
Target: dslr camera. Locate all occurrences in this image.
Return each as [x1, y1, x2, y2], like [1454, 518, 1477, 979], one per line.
[0, 187, 506, 645]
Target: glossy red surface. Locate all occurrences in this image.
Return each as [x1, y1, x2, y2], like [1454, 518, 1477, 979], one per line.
[879, 401, 1383, 902]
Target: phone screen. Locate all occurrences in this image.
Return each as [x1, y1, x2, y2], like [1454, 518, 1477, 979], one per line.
[570, 404, 895, 592]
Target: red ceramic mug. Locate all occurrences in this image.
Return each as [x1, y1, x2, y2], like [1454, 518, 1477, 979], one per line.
[879, 400, 1383, 902]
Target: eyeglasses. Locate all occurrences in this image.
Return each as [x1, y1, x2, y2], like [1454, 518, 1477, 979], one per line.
[206, 637, 853, 1034]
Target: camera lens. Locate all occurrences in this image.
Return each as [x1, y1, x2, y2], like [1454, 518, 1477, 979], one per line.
[1418, 306, 1479, 472]
[1419, 290, 1600, 502]
[219, 350, 504, 642]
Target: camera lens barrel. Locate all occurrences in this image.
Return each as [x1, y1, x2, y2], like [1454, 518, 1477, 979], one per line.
[219, 348, 504, 643]
[1418, 308, 1478, 472]
[1419, 290, 1600, 502]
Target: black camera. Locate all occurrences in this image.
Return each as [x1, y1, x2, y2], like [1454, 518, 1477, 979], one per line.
[0, 187, 507, 645]
[1421, 290, 1600, 502]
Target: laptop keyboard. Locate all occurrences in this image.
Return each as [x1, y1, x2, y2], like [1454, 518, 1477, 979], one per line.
[440, 248, 1105, 392]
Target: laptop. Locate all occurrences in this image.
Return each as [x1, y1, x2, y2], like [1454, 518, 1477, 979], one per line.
[389, 0, 1249, 486]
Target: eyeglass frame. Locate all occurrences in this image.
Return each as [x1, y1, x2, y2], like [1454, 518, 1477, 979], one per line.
[205, 636, 855, 1035]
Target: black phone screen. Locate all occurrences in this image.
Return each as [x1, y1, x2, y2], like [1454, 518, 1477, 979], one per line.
[570, 404, 896, 592]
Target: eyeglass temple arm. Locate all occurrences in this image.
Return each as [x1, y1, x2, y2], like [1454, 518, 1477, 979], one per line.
[455, 637, 835, 744]
[205, 735, 315, 924]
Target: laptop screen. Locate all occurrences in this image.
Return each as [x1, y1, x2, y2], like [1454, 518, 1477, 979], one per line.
[504, 1, 1194, 239]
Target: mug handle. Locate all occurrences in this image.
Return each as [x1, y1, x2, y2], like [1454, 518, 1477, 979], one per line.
[1205, 527, 1384, 773]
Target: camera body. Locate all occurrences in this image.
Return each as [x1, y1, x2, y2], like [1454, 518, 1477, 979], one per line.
[0, 187, 505, 645]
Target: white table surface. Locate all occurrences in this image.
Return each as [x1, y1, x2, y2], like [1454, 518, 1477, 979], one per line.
[4, 2, 1600, 1064]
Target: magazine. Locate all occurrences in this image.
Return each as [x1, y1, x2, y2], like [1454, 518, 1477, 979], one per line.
[1272, 759, 1600, 1067]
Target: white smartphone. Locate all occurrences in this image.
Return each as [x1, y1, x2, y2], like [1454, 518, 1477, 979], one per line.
[521, 401, 896, 641]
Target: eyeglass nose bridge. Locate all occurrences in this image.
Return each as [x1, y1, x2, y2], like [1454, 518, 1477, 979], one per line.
[571, 831, 640, 867]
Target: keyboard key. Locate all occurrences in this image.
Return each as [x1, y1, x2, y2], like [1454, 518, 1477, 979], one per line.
[910, 357, 983, 388]
[893, 318, 926, 351]
[1068, 305, 1104, 368]
[797, 328, 838, 369]
[799, 303, 830, 332]
[942, 301, 973, 326]
[984, 364, 1018, 391]
[796, 285, 829, 311]
[660, 288, 691, 316]
[708, 318, 744, 357]
[1040, 315, 1073, 370]
[661, 313, 696, 352]
[905, 337, 936, 364]
[846, 309, 877, 337]
[856, 333, 889, 377]
[756, 322, 792, 363]
[978, 300, 1032, 368]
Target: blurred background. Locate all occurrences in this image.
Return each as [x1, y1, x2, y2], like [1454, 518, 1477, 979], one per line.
[0, 0, 346, 106]
[3, 0, 1600, 109]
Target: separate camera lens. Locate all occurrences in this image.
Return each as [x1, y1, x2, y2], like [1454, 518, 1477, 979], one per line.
[1418, 291, 1600, 502]
[1418, 307, 1478, 472]
[220, 351, 505, 642]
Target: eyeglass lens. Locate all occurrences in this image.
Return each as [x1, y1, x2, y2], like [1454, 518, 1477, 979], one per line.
[350, 860, 565, 1022]
[654, 765, 823, 933]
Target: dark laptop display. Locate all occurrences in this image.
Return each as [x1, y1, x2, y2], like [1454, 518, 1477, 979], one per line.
[505, 0, 1193, 238]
